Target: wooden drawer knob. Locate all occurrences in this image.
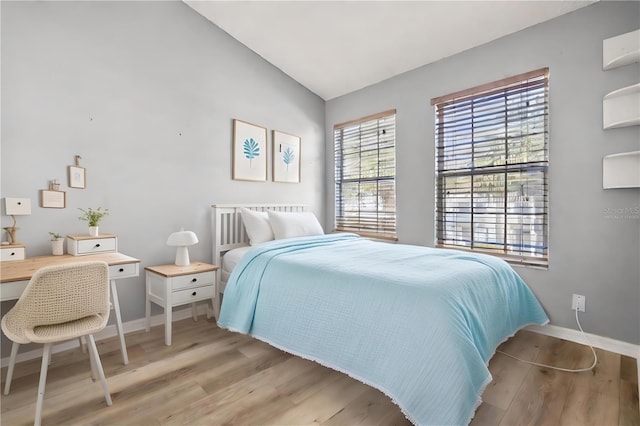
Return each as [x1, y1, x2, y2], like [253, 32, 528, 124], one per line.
[192, 291, 197, 296]
[119, 268, 124, 272]
[191, 278, 197, 282]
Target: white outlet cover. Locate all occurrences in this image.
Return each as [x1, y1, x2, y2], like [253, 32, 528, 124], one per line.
[572, 294, 586, 312]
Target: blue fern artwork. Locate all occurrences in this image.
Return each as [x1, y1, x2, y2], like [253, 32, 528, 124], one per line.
[282, 147, 296, 171]
[243, 138, 260, 167]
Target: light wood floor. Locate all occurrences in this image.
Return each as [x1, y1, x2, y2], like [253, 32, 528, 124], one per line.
[1, 316, 638, 425]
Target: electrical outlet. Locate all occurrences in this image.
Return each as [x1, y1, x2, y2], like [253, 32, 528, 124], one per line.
[571, 294, 586, 312]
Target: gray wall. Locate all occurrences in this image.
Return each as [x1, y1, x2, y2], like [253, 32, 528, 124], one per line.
[1, 1, 325, 356]
[326, 1, 640, 345]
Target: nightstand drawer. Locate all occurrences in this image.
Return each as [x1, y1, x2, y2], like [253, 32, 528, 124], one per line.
[172, 285, 214, 305]
[0, 247, 25, 261]
[67, 236, 117, 256]
[171, 271, 215, 291]
[109, 263, 139, 279]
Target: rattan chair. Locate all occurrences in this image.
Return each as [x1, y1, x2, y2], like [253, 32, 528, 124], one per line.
[1, 261, 113, 426]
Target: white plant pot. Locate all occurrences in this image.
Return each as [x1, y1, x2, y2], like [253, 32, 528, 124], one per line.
[51, 238, 64, 256]
[89, 226, 99, 236]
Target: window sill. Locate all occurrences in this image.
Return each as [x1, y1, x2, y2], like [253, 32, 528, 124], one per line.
[436, 244, 548, 270]
[334, 229, 398, 242]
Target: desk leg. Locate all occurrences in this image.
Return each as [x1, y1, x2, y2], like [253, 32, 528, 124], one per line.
[110, 279, 129, 365]
[145, 273, 151, 332]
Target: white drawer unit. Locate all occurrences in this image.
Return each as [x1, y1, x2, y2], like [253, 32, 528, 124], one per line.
[109, 262, 140, 280]
[0, 244, 26, 262]
[67, 234, 117, 256]
[145, 262, 218, 345]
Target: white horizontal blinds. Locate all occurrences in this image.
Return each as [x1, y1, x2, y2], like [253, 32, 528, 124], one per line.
[334, 110, 397, 239]
[433, 69, 549, 267]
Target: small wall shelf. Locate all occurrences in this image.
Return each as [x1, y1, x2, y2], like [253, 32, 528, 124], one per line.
[603, 83, 640, 129]
[603, 29, 640, 70]
[603, 151, 640, 189]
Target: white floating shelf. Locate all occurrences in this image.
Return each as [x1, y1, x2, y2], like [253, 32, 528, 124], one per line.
[603, 151, 640, 189]
[603, 29, 640, 70]
[603, 83, 640, 129]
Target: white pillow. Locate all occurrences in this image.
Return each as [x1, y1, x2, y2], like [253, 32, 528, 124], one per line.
[240, 208, 274, 245]
[267, 210, 324, 240]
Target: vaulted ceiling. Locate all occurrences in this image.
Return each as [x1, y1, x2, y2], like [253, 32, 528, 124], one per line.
[185, 1, 596, 100]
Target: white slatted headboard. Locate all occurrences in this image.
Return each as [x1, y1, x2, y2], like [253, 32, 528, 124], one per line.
[211, 203, 305, 318]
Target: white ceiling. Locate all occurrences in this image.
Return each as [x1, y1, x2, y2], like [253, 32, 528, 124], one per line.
[185, 1, 596, 100]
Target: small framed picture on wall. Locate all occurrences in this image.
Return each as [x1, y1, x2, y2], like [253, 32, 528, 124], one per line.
[232, 119, 268, 182]
[68, 166, 86, 189]
[272, 130, 300, 183]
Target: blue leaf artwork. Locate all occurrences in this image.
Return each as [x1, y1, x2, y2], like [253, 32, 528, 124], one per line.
[282, 147, 296, 171]
[243, 138, 260, 167]
[272, 131, 300, 183]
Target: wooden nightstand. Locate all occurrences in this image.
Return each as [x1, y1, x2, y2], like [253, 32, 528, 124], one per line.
[145, 262, 218, 345]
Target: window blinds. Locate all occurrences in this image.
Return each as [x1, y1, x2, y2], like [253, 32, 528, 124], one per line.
[432, 69, 549, 267]
[334, 110, 397, 239]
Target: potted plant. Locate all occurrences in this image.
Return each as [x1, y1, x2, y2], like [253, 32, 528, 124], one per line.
[78, 207, 109, 236]
[49, 232, 64, 255]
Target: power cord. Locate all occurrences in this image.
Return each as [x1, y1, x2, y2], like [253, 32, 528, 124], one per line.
[497, 307, 598, 373]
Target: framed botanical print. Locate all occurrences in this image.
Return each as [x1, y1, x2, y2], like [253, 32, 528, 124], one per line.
[272, 130, 301, 183]
[232, 119, 267, 182]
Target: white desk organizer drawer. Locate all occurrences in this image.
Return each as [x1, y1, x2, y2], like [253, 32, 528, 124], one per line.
[67, 234, 118, 256]
[0, 245, 25, 261]
[109, 262, 139, 279]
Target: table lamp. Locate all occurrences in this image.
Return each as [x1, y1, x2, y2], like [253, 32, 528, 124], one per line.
[166, 228, 198, 266]
[3, 198, 31, 244]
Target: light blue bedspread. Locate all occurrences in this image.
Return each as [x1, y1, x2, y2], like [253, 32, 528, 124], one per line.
[218, 233, 548, 425]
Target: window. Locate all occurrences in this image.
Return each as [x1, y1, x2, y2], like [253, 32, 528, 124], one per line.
[432, 68, 549, 267]
[334, 109, 397, 240]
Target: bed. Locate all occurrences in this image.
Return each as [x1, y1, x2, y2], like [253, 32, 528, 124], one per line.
[211, 204, 549, 425]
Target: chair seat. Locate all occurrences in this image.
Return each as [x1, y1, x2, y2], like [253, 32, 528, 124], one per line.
[27, 314, 107, 344]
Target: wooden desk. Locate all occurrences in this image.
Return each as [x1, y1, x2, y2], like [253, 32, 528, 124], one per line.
[0, 252, 140, 365]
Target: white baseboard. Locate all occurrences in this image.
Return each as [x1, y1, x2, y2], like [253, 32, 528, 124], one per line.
[0, 305, 209, 368]
[526, 323, 640, 359]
